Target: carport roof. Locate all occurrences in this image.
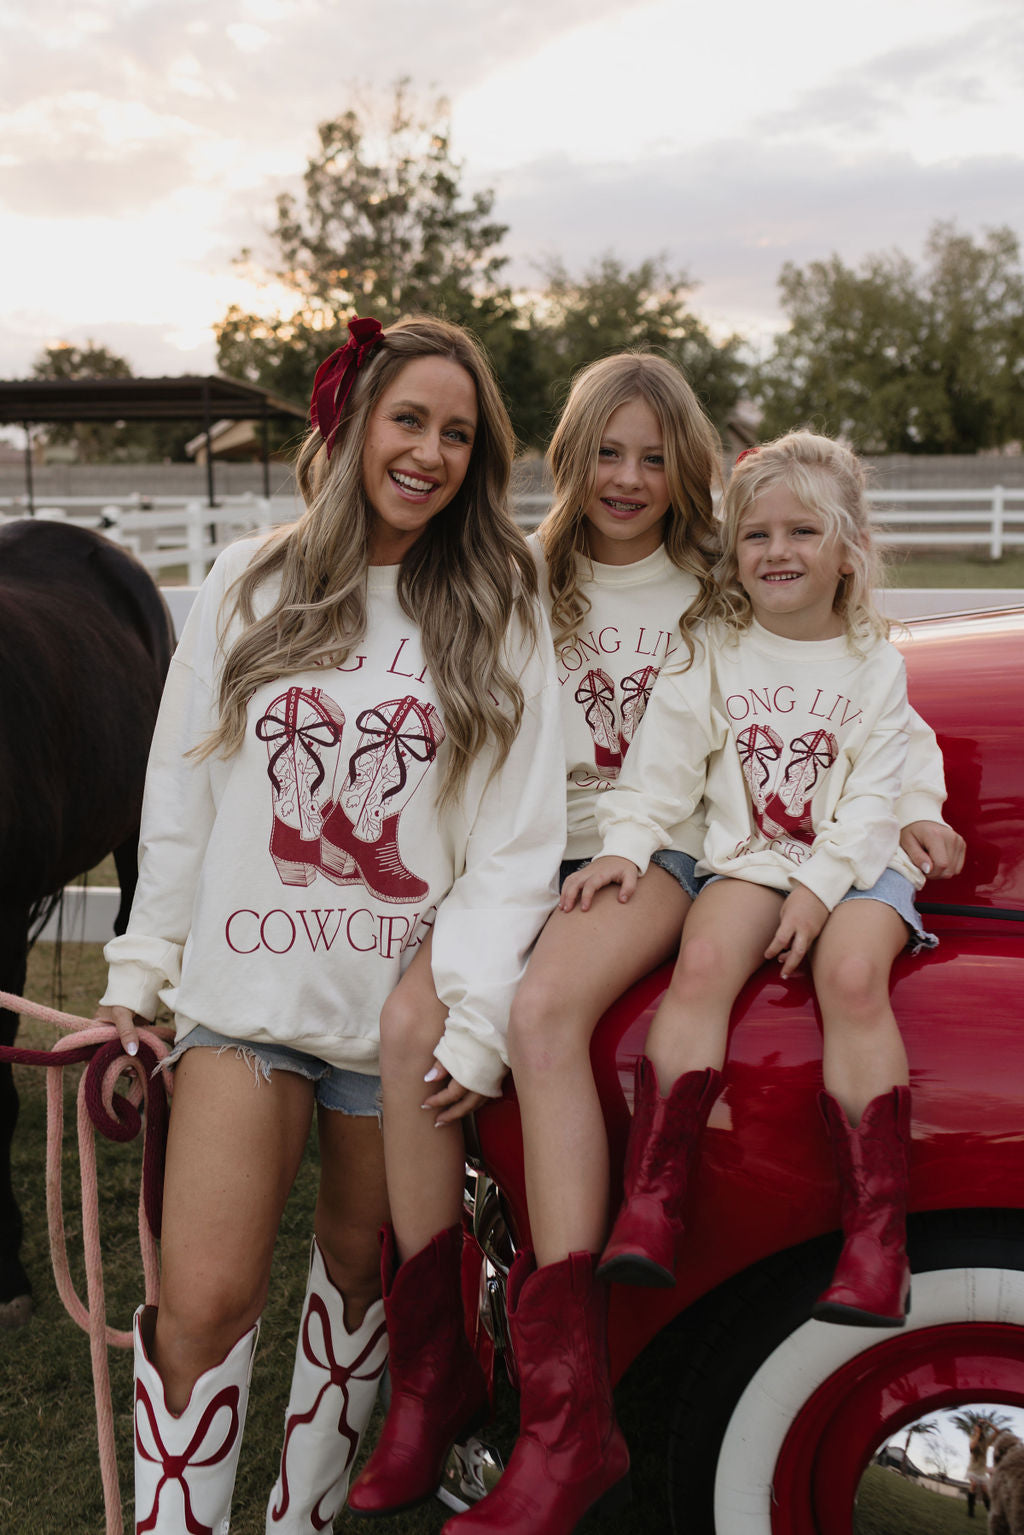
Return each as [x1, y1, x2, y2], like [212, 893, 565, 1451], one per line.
[0, 374, 306, 424]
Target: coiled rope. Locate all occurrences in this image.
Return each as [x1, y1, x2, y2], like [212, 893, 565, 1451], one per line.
[0, 990, 174, 1535]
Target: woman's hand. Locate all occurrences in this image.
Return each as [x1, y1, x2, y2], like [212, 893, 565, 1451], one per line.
[422, 1059, 491, 1128]
[900, 819, 966, 879]
[764, 885, 829, 979]
[559, 856, 641, 913]
[94, 1003, 146, 1057]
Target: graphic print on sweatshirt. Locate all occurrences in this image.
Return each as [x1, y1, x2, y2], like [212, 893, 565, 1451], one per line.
[258, 687, 445, 903]
[574, 664, 662, 778]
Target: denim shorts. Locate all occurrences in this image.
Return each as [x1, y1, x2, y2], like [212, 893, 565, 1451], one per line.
[701, 867, 938, 955]
[162, 1025, 383, 1116]
[559, 848, 705, 901]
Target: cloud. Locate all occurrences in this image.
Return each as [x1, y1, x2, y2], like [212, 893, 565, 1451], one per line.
[485, 139, 1024, 341]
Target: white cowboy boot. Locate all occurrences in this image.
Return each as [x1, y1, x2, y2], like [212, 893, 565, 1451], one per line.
[574, 668, 621, 773]
[266, 1239, 387, 1533]
[618, 664, 658, 758]
[256, 686, 347, 885]
[321, 695, 445, 903]
[133, 1304, 258, 1535]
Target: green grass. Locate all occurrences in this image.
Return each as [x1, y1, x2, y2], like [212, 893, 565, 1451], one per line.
[1, 943, 669, 1534]
[887, 549, 1024, 588]
[854, 1462, 971, 1533]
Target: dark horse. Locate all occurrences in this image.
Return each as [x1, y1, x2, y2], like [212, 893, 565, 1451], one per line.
[0, 518, 174, 1325]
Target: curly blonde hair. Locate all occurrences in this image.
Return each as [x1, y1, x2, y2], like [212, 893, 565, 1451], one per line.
[713, 431, 888, 647]
[537, 353, 721, 664]
[200, 316, 537, 806]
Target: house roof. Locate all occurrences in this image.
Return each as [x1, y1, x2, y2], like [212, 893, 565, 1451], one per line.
[0, 374, 306, 425]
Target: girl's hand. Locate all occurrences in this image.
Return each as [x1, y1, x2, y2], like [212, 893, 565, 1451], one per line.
[422, 1059, 491, 1127]
[559, 856, 641, 912]
[94, 1003, 145, 1057]
[765, 885, 829, 978]
[900, 819, 966, 879]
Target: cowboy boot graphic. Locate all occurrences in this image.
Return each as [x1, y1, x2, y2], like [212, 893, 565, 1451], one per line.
[618, 665, 659, 759]
[321, 695, 445, 904]
[738, 723, 784, 816]
[575, 668, 621, 774]
[759, 728, 838, 844]
[256, 687, 347, 886]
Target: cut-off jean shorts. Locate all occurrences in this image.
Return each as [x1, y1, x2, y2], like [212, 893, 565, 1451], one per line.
[702, 866, 938, 955]
[162, 1024, 382, 1117]
[559, 847, 706, 901]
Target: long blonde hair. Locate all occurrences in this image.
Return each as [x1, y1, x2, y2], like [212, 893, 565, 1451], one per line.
[537, 353, 722, 663]
[714, 431, 888, 645]
[202, 316, 537, 805]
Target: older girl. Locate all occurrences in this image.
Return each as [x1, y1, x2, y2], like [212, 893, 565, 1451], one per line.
[97, 315, 564, 1535]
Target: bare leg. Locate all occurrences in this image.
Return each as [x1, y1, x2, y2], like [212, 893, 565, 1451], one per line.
[812, 900, 909, 1123]
[314, 1107, 389, 1328]
[508, 866, 691, 1268]
[378, 934, 467, 1263]
[154, 1047, 314, 1411]
[643, 878, 784, 1088]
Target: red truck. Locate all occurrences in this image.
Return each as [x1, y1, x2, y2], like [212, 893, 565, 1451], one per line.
[457, 605, 1024, 1534]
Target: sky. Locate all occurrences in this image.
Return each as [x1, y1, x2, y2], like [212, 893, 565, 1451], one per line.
[886, 1404, 1024, 1483]
[1, 0, 1022, 381]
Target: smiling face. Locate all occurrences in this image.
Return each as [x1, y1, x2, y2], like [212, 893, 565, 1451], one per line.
[581, 396, 671, 565]
[735, 483, 852, 640]
[361, 355, 478, 564]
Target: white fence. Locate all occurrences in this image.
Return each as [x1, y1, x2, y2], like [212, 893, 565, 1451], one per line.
[4, 484, 1024, 562]
[0, 494, 300, 585]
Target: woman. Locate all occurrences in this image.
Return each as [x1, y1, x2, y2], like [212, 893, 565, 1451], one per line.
[97, 315, 564, 1534]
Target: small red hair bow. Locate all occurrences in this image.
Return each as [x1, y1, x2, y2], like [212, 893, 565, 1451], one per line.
[310, 315, 385, 457]
[735, 446, 760, 465]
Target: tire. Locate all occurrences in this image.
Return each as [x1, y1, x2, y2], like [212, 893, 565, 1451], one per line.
[664, 1209, 1024, 1535]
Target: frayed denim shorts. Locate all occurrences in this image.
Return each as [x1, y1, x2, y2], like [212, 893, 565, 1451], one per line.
[559, 848, 706, 901]
[162, 1024, 383, 1117]
[701, 866, 938, 955]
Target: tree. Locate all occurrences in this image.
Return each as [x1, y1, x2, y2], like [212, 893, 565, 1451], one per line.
[754, 222, 1024, 452]
[948, 1407, 1012, 1444]
[899, 1417, 939, 1475]
[530, 254, 746, 440]
[31, 341, 193, 462]
[215, 82, 546, 443]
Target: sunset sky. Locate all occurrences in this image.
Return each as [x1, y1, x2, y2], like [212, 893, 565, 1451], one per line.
[1, 0, 1022, 379]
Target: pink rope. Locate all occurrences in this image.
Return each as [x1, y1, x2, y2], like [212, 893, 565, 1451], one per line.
[0, 989, 175, 1535]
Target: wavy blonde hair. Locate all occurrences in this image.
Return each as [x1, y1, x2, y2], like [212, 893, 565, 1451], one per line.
[714, 431, 888, 646]
[537, 352, 722, 664]
[201, 316, 537, 806]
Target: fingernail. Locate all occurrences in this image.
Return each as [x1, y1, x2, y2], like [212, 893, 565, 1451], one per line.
[424, 1066, 441, 1082]
[921, 860, 932, 875]
[434, 1119, 445, 1129]
[126, 1040, 139, 1056]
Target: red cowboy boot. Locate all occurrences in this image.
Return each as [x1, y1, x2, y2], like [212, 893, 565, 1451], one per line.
[321, 696, 444, 903]
[441, 1250, 630, 1534]
[598, 1057, 723, 1288]
[133, 1304, 258, 1535]
[266, 1238, 387, 1533]
[813, 1087, 912, 1326]
[347, 1224, 489, 1517]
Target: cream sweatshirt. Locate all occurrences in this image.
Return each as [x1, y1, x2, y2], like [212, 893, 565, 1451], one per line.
[595, 620, 928, 909]
[101, 536, 565, 1096]
[531, 537, 948, 861]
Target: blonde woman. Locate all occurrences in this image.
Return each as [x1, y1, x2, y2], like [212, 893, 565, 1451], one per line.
[564, 431, 950, 1327]
[96, 315, 564, 1535]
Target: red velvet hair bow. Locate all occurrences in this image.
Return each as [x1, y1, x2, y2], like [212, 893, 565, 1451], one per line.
[310, 315, 385, 457]
[735, 445, 760, 465]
